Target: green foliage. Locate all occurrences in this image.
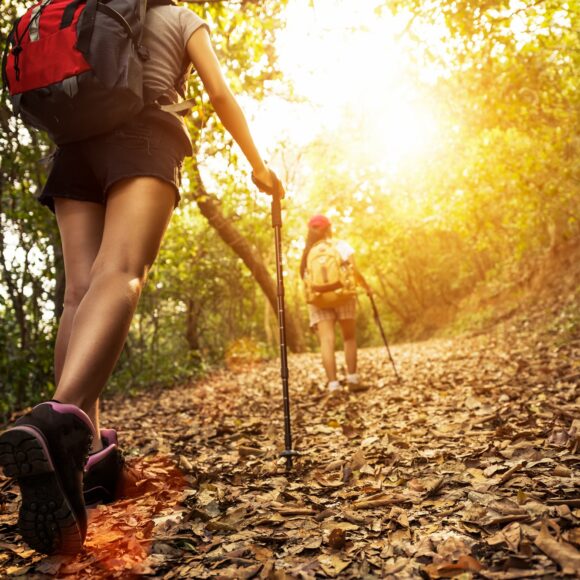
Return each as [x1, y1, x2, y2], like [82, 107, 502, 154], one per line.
[1, 0, 59, 420]
[282, 0, 579, 341]
[0, 123, 58, 420]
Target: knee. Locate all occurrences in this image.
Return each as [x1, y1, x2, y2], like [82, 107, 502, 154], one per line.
[89, 261, 149, 296]
[340, 321, 356, 342]
[320, 334, 336, 350]
[63, 282, 90, 309]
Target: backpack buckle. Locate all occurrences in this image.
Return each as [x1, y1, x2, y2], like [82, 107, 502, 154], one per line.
[136, 44, 149, 61]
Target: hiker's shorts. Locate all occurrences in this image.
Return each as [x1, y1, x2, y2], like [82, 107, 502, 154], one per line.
[308, 297, 356, 328]
[38, 111, 188, 213]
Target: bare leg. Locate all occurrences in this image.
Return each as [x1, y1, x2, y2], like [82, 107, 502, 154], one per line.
[54, 201, 105, 381]
[317, 319, 337, 382]
[54, 200, 105, 451]
[54, 177, 175, 414]
[339, 318, 357, 375]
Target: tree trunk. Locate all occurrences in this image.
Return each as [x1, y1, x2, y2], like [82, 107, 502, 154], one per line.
[185, 298, 201, 351]
[192, 180, 304, 353]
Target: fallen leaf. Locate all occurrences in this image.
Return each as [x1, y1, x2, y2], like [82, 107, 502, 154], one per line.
[534, 524, 580, 575]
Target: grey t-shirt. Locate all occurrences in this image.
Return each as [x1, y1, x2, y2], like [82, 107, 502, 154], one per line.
[142, 6, 209, 104]
[138, 6, 208, 155]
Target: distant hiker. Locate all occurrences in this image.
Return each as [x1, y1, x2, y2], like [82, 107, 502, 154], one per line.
[0, 0, 283, 555]
[300, 214, 371, 393]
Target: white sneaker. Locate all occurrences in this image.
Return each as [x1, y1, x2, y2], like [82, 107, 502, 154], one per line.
[327, 380, 341, 392]
[347, 373, 369, 393]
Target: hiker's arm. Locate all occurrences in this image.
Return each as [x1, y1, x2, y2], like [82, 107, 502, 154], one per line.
[186, 28, 272, 188]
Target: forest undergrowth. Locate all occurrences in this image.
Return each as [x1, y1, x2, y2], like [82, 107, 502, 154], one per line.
[432, 238, 580, 345]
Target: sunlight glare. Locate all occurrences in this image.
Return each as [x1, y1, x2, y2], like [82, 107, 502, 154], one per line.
[269, 0, 445, 173]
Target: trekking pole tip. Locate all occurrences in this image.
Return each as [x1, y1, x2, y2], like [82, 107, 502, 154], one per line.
[280, 449, 301, 471]
[281, 449, 300, 458]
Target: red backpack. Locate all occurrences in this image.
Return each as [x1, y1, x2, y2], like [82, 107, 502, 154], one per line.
[2, 0, 153, 144]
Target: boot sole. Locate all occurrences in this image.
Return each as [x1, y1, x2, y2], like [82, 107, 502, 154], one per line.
[0, 426, 84, 555]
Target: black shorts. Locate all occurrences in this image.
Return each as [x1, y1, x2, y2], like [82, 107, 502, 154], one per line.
[38, 110, 190, 213]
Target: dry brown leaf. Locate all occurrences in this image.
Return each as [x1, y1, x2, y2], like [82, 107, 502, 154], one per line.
[327, 528, 347, 549]
[534, 524, 580, 575]
[424, 554, 483, 578]
[0, 330, 576, 578]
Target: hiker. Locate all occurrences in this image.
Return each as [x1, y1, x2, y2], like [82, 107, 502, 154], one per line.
[0, 0, 282, 555]
[300, 214, 371, 393]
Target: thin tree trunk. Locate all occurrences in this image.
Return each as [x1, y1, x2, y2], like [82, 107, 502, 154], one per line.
[185, 298, 201, 351]
[192, 181, 304, 352]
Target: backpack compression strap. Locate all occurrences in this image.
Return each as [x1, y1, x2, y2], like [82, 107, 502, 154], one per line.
[157, 98, 197, 115]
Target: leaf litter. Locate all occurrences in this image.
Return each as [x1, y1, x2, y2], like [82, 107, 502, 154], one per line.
[0, 326, 578, 578]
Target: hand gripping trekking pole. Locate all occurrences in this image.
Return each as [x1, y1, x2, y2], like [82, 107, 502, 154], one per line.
[368, 292, 401, 383]
[252, 169, 299, 471]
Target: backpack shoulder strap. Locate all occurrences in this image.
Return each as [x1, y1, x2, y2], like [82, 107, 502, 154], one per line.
[76, 0, 99, 53]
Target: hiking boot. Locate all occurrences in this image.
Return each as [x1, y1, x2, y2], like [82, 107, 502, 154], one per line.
[348, 381, 370, 393]
[327, 380, 342, 393]
[83, 429, 124, 507]
[347, 374, 369, 393]
[0, 402, 95, 555]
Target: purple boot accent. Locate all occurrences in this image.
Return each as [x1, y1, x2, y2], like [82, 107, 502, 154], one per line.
[86, 441, 117, 471]
[100, 429, 118, 446]
[84, 429, 124, 506]
[0, 402, 94, 555]
[44, 402, 95, 432]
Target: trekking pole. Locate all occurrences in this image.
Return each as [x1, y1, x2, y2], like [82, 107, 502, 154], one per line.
[252, 170, 299, 471]
[368, 291, 401, 382]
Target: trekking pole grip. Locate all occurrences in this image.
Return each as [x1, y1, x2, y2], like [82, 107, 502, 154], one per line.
[251, 168, 285, 229]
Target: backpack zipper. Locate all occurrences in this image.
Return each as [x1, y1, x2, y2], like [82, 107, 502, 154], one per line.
[9, 0, 52, 81]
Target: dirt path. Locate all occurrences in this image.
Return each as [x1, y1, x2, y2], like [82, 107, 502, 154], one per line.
[0, 327, 578, 578]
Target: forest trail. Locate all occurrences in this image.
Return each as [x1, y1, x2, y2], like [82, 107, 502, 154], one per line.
[0, 325, 578, 578]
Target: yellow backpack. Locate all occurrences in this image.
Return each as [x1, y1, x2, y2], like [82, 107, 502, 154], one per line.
[305, 240, 357, 308]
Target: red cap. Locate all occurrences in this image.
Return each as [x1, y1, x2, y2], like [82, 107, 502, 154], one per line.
[308, 214, 331, 229]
